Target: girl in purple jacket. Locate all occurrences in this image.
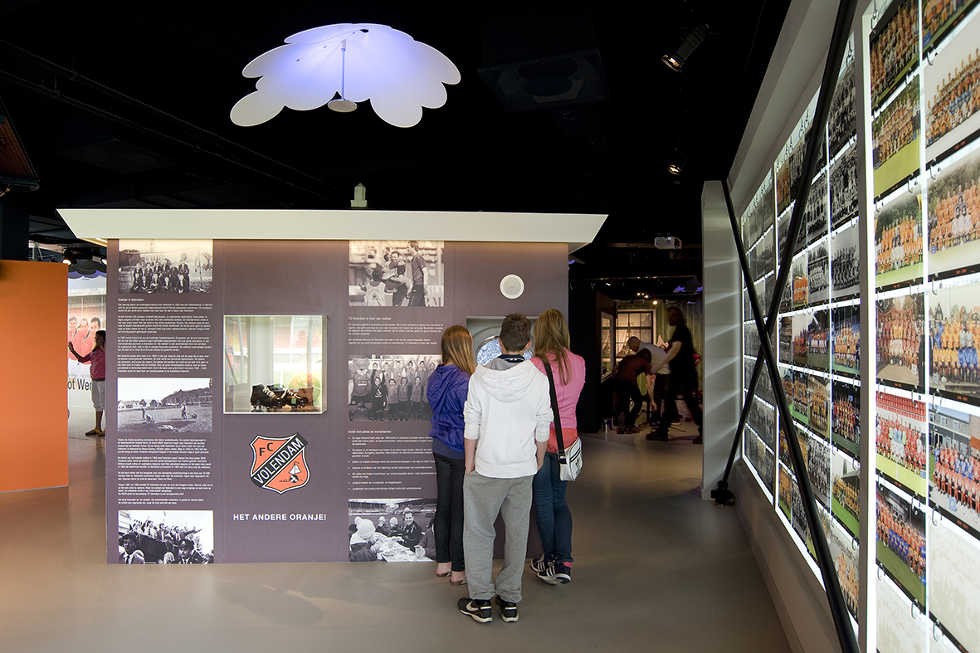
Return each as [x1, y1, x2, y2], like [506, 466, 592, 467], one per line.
[428, 325, 476, 585]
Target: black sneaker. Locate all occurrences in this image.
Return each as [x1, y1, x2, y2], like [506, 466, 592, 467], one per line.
[457, 597, 492, 623]
[554, 563, 572, 584]
[529, 556, 547, 575]
[495, 596, 519, 623]
[534, 559, 560, 585]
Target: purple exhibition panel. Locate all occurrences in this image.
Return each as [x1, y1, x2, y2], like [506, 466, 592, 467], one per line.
[105, 238, 568, 563]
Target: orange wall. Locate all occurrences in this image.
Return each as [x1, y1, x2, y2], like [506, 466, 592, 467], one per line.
[0, 261, 68, 491]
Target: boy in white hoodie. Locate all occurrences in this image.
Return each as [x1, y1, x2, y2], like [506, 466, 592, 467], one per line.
[458, 314, 552, 624]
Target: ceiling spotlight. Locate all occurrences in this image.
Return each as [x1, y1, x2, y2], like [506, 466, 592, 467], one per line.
[62, 256, 72, 265]
[653, 300, 659, 305]
[660, 54, 683, 72]
[662, 24, 709, 73]
[667, 162, 683, 176]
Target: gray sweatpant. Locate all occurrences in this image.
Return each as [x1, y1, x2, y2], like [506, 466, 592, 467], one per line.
[462, 471, 533, 603]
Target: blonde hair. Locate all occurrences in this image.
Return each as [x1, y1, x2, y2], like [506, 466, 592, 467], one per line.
[441, 325, 476, 375]
[533, 308, 572, 384]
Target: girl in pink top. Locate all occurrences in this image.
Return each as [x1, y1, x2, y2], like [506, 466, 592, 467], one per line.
[530, 308, 585, 585]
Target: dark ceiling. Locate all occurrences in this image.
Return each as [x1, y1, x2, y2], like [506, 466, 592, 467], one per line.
[0, 0, 788, 298]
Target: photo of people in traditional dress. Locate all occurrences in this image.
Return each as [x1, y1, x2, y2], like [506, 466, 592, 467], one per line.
[930, 280, 980, 404]
[348, 354, 441, 422]
[117, 510, 214, 564]
[876, 483, 926, 607]
[349, 241, 444, 307]
[925, 8, 980, 161]
[876, 391, 928, 497]
[118, 240, 212, 294]
[929, 407, 980, 537]
[347, 498, 437, 562]
[928, 146, 980, 279]
[876, 293, 925, 389]
[117, 377, 212, 434]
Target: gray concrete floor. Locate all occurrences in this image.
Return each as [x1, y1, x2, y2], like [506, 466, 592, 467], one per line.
[0, 423, 790, 653]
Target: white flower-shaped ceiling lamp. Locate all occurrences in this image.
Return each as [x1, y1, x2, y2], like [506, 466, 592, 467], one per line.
[230, 23, 461, 128]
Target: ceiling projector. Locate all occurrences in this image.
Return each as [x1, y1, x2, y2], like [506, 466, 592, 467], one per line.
[654, 236, 682, 250]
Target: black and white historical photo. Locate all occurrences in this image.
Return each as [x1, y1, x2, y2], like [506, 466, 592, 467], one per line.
[808, 243, 829, 304]
[349, 241, 445, 307]
[829, 58, 857, 157]
[224, 315, 324, 414]
[348, 354, 441, 421]
[804, 433, 832, 509]
[117, 377, 212, 434]
[741, 175, 775, 250]
[117, 510, 214, 564]
[747, 432, 776, 496]
[749, 231, 775, 282]
[748, 395, 776, 451]
[118, 240, 213, 295]
[348, 498, 437, 562]
[830, 143, 860, 228]
[779, 316, 793, 365]
[831, 222, 860, 298]
[804, 174, 829, 246]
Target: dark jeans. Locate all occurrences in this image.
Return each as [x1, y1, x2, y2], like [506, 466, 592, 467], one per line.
[532, 452, 573, 564]
[613, 378, 645, 427]
[433, 452, 465, 571]
[657, 374, 702, 436]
